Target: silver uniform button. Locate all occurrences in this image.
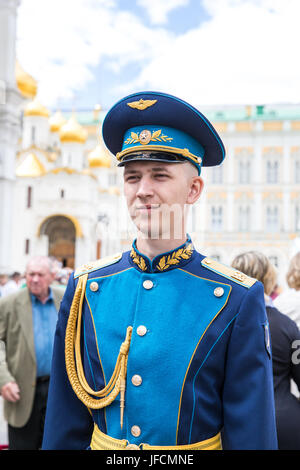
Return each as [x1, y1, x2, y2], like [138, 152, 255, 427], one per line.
[214, 287, 224, 297]
[90, 281, 99, 292]
[131, 425, 141, 437]
[137, 325, 147, 336]
[143, 279, 153, 290]
[131, 375, 142, 386]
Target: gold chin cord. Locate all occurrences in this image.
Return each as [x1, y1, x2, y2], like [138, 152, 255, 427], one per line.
[65, 273, 133, 429]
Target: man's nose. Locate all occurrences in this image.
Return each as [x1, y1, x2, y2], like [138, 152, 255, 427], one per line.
[136, 177, 154, 198]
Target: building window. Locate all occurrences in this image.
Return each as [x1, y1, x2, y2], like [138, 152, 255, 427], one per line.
[109, 173, 117, 186]
[295, 161, 300, 184]
[266, 160, 279, 184]
[211, 205, 223, 231]
[268, 255, 278, 268]
[239, 160, 251, 184]
[238, 206, 251, 231]
[295, 205, 300, 232]
[189, 205, 197, 232]
[27, 186, 32, 208]
[212, 165, 223, 184]
[266, 205, 279, 232]
[31, 126, 35, 144]
[60, 189, 65, 199]
[25, 239, 30, 255]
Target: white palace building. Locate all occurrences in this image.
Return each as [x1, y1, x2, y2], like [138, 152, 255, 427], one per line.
[1, 0, 300, 288]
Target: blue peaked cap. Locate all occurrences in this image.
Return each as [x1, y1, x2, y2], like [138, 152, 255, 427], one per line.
[102, 91, 226, 174]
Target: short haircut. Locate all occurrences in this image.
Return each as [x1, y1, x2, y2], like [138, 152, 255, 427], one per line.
[25, 256, 55, 274]
[286, 252, 300, 290]
[231, 251, 277, 296]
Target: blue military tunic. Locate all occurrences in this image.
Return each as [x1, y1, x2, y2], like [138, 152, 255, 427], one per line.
[42, 239, 277, 450]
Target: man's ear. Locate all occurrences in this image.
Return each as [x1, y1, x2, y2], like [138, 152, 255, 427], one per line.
[187, 176, 204, 205]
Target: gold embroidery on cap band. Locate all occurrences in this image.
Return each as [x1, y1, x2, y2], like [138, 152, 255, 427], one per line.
[124, 129, 173, 146]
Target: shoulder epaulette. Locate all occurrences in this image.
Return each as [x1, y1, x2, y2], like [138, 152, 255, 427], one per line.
[201, 257, 257, 289]
[74, 252, 122, 279]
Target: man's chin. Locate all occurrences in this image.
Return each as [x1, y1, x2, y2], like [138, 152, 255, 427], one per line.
[136, 225, 162, 240]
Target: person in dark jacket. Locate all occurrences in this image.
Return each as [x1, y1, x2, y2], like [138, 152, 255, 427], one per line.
[232, 251, 300, 450]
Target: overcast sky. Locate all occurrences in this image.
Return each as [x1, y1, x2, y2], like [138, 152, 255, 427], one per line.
[16, 0, 300, 111]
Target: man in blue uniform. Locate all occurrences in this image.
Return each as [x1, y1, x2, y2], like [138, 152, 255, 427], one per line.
[42, 92, 278, 450]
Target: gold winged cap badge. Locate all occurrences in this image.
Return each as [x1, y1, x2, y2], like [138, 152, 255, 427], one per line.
[127, 99, 157, 110]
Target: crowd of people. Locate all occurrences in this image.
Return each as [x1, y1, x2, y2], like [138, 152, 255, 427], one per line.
[0, 251, 299, 450]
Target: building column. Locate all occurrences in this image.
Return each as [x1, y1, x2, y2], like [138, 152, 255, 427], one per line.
[282, 143, 291, 234]
[0, 0, 22, 272]
[254, 140, 263, 184]
[0, 0, 20, 88]
[282, 144, 290, 185]
[254, 192, 263, 232]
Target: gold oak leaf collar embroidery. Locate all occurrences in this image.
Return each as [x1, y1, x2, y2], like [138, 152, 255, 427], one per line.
[130, 242, 194, 273]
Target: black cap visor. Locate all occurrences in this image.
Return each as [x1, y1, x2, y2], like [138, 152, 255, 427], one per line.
[117, 151, 187, 167]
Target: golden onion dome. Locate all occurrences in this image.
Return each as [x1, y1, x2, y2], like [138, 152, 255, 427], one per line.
[16, 152, 46, 177]
[49, 110, 67, 133]
[24, 97, 50, 118]
[88, 144, 111, 168]
[15, 61, 37, 99]
[59, 114, 87, 144]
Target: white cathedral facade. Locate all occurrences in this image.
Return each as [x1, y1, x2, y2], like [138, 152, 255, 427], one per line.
[14, 98, 130, 271]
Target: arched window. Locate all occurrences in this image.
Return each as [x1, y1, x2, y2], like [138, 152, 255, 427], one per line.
[27, 186, 32, 208]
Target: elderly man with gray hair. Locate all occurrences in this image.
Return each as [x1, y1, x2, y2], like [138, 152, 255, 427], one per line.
[0, 256, 64, 450]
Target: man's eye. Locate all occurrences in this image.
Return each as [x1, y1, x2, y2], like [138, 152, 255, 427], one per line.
[125, 175, 139, 182]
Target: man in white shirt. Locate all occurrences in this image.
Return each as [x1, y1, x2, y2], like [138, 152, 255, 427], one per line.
[0, 274, 19, 298]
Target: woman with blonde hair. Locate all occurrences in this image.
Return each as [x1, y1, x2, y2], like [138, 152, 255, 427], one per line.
[232, 251, 300, 450]
[274, 252, 300, 328]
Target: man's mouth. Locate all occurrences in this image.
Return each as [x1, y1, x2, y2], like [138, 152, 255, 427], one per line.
[136, 204, 160, 211]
